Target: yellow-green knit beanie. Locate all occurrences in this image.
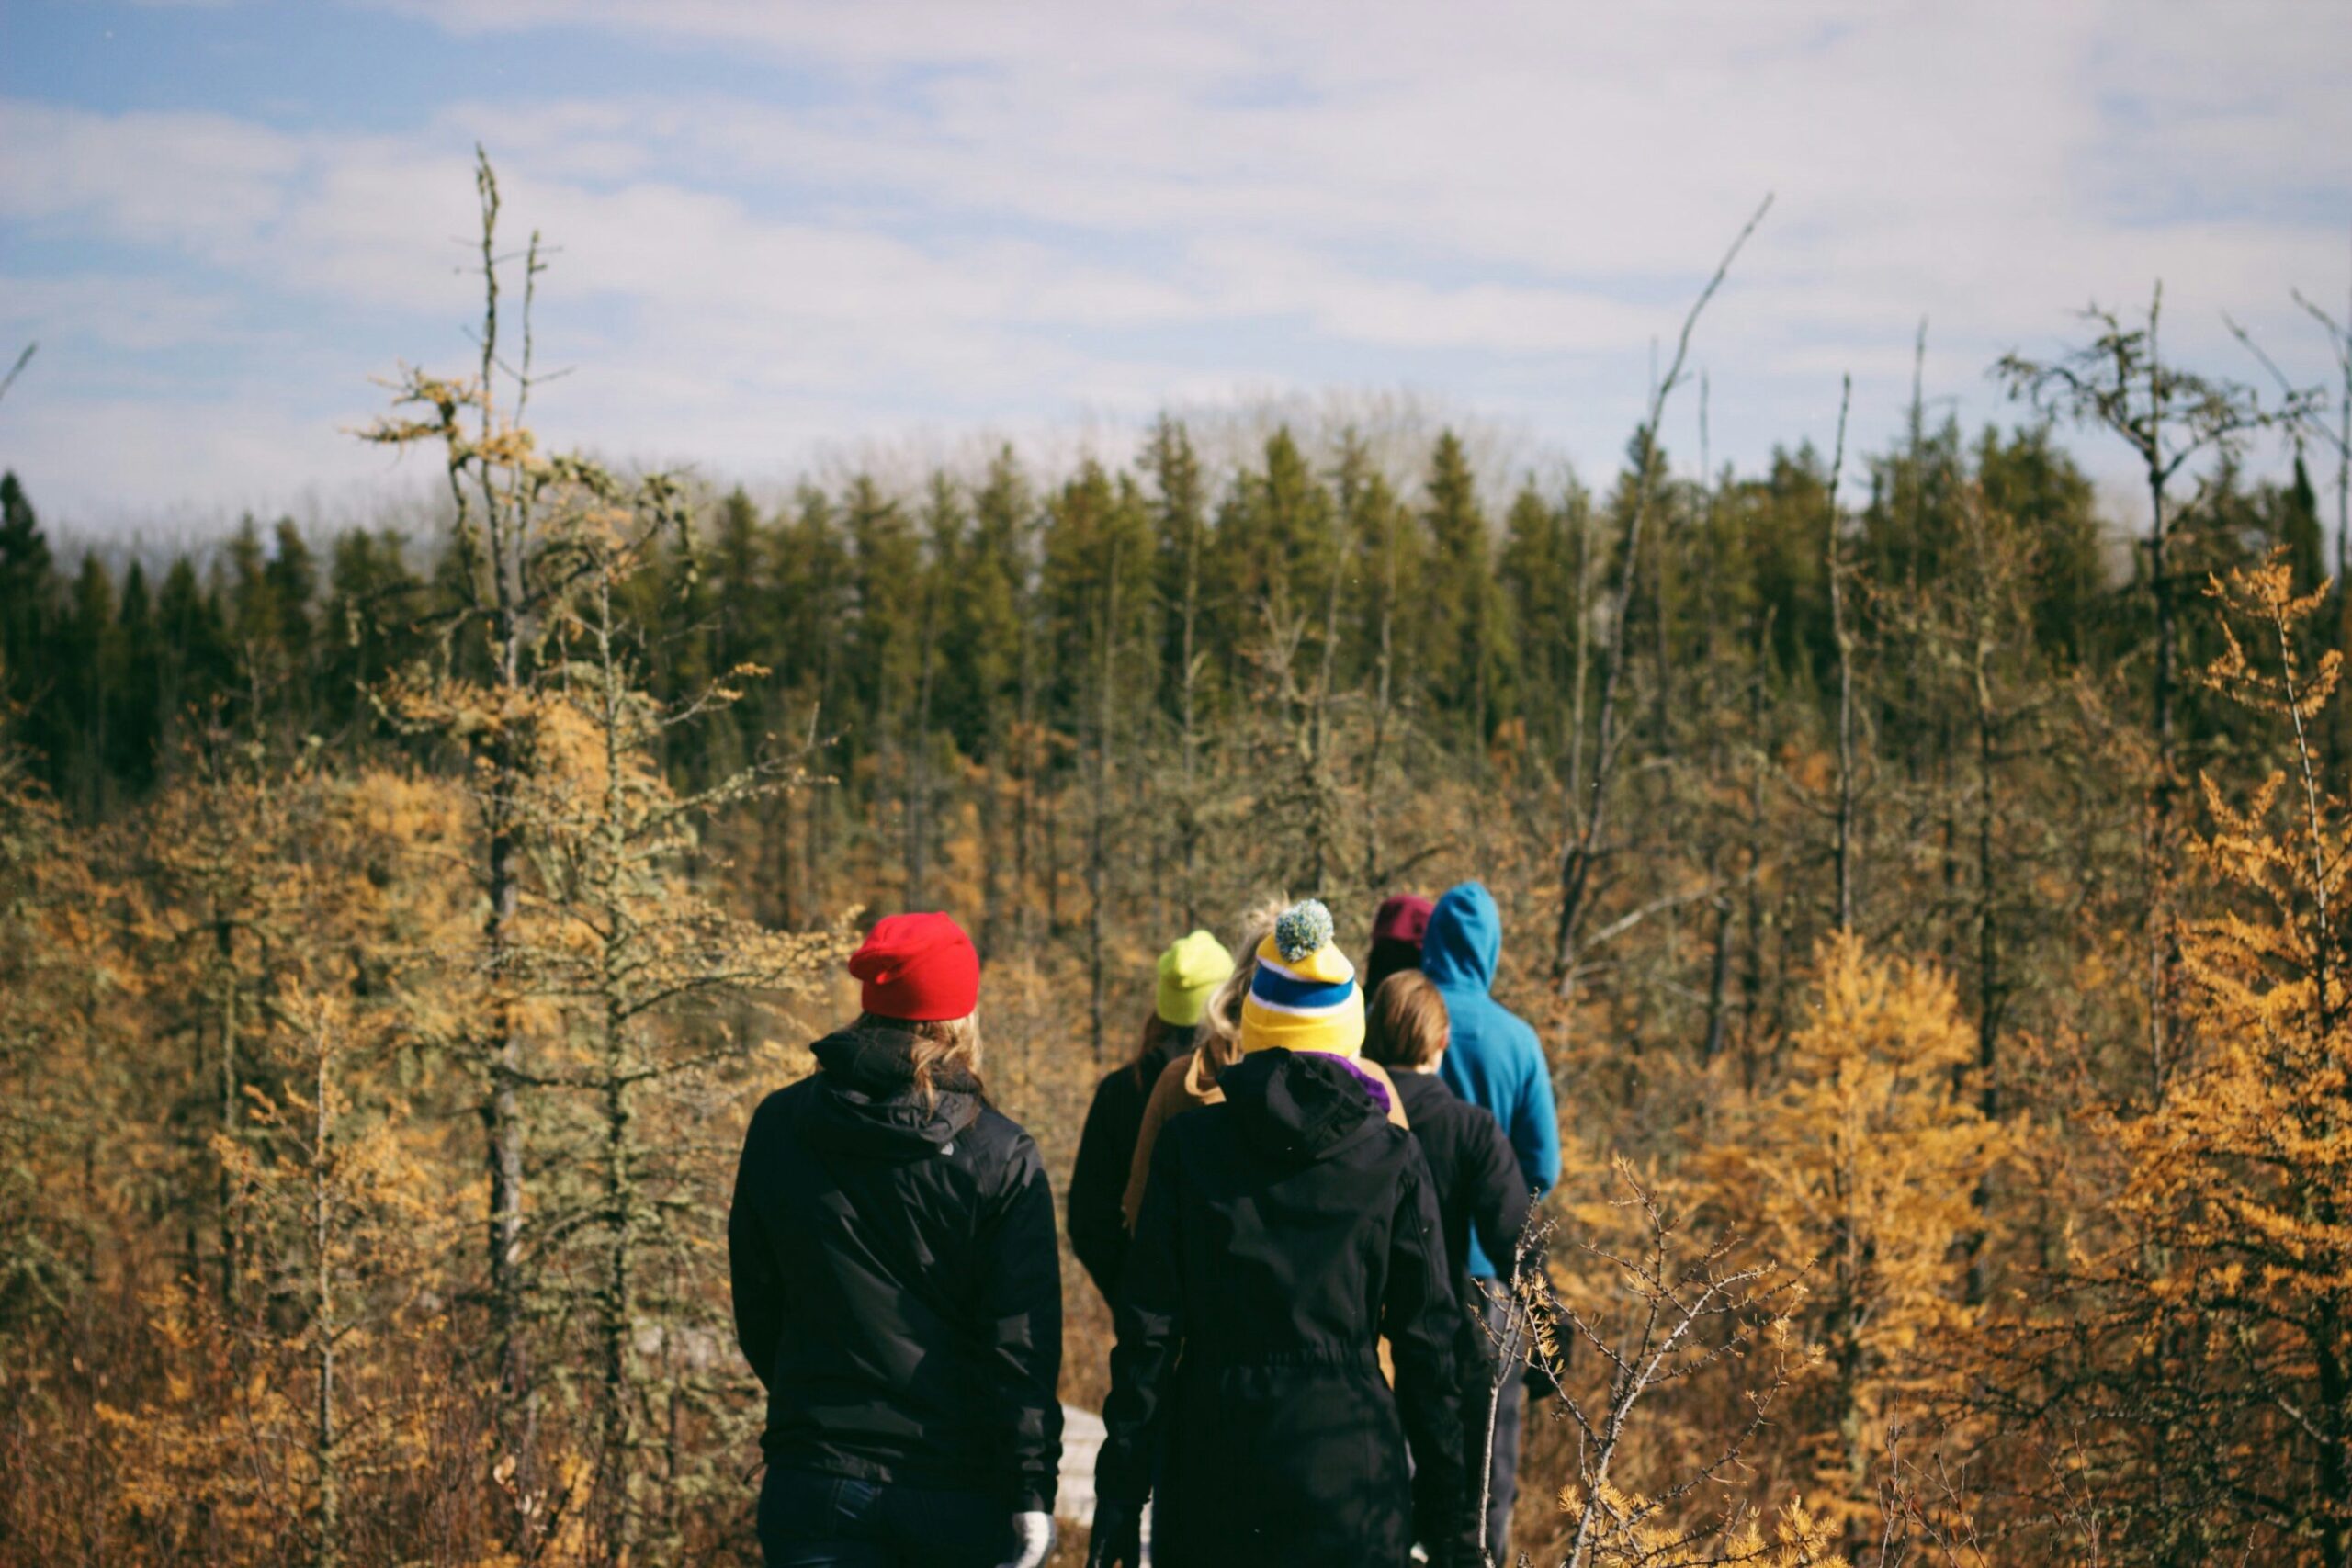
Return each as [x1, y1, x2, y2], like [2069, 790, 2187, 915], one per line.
[1155, 929, 1234, 1026]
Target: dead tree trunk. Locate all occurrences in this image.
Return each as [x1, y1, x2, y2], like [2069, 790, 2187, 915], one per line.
[1554, 195, 1772, 993]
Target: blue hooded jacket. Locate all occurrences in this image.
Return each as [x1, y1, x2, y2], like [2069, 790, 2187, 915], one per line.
[1425, 881, 1560, 1279]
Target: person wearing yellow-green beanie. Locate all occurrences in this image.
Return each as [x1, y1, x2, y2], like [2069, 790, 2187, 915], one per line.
[1068, 931, 1235, 1304]
[1156, 929, 1232, 1027]
[1122, 901, 1412, 1229]
[1089, 899, 1473, 1568]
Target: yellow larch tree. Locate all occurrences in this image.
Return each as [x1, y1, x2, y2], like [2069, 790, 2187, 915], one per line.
[2100, 554, 2352, 1565]
[1710, 932, 2001, 1548]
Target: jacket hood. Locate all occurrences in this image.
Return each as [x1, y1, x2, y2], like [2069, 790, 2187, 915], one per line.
[1421, 881, 1502, 993]
[806, 1024, 982, 1158]
[1216, 1049, 1385, 1168]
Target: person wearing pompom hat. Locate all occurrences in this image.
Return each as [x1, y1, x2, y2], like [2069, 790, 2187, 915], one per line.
[1119, 899, 1411, 1230]
[729, 912, 1062, 1568]
[1068, 929, 1232, 1304]
[1087, 899, 1476, 1568]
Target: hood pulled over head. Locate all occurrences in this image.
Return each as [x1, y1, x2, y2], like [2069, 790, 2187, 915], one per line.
[1421, 881, 1502, 994]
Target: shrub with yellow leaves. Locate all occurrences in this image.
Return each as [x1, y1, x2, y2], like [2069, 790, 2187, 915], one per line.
[1706, 931, 2001, 1551]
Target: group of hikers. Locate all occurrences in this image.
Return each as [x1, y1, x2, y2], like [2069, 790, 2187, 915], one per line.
[728, 883, 1561, 1568]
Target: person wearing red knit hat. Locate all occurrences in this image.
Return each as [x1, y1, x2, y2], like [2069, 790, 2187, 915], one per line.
[848, 909, 982, 1021]
[729, 911, 1061, 1568]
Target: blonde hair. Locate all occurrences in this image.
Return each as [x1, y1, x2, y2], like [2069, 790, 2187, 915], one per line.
[1363, 971, 1450, 1071]
[855, 1010, 985, 1108]
[1196, 894, 1290, 1077]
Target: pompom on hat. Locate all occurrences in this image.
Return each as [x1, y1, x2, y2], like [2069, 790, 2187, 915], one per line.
[1238, 898, 1365, 1058]
[848, 911, 980, 1022]
[1156, 929, 1234, 1026]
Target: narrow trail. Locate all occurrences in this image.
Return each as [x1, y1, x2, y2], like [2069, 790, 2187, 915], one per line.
[1057, 1404, 1105, 1527]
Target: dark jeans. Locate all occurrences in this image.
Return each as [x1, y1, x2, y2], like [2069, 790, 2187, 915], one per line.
[1476, 1285, 1526, 1566]
[757, 1467, 1013, 1568]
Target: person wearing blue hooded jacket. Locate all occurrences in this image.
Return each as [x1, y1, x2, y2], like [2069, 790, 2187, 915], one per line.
[1422, 880, 1559, 1565]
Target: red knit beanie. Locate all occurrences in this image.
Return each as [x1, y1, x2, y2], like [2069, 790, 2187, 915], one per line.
[849, 912, 980, 1022]
[1372, 893, 1434, 946]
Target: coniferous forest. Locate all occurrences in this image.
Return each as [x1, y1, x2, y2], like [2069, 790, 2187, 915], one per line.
[6, 157, 2352, 1566]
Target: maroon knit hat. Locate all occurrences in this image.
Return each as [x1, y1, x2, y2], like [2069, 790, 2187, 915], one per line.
[849, 912, 980, 1021]
[1372, 893, 1434, 946]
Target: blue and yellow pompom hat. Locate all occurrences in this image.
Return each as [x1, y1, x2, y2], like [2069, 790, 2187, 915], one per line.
[1238, 898, 1366, 1057]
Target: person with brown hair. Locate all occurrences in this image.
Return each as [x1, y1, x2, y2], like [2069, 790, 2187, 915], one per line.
[1363, 969, 1532, 1560]
[1364, 971, 1530, 1290]
[729, 912, 1062, 1568]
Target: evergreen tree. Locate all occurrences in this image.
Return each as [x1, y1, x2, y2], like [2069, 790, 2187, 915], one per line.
[845, 473, 922, 775]
[318, 528, 425, 743]
[155, 552, 232, 752]
[110, 560, 161, 794]
[57, 556, 116, 815]
[1974, 422, 2105, 666]
[1419, 430, 1510, 745]
[0, 474, 58, 777]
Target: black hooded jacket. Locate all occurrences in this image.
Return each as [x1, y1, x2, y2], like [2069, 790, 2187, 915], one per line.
[1096, 1048, 1472, 1567]
[1390, 1070, 1532, 1313]
[727, 1025, 1063, 1512]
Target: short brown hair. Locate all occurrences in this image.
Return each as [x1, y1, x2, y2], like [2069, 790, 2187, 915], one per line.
[1364, 971, 1449, 1071]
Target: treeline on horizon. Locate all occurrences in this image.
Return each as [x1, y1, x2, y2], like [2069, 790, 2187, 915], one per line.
[7, 163, 2352, 1565]
[1, 396, 2332, 857]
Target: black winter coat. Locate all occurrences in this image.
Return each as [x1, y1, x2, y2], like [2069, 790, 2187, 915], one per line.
[727, 1026, 1063, 1512]
[1068, 1040, 1180, 1303]
[1096, 1049, 1473, 1568]
[1390, 1070, 1532, 1314]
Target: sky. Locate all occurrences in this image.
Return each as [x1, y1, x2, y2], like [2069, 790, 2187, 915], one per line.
[2, 0, 2349, 536]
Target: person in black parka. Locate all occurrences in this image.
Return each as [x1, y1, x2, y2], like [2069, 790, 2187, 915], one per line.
[1364, 970, 1533, 1556]
[1088, 902, 1474, 1568]
[729, 912, 1062, 1568]
[1069, 930, 1232, 1304]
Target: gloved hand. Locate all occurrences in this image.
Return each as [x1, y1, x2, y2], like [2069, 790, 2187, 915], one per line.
[998, 1509, 1056, 1568]
[1084, 1499, 1144, 1568]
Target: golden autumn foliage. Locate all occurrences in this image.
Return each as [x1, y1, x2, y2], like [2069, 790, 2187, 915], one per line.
[2095, 557, 2352, 1563]
[12, 154, 2352, 1568]
[1712, 933, 2001, 1541]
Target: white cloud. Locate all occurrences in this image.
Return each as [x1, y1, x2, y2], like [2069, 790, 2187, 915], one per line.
[5, 0, 2349, 523]
[0, 275, 246, 353]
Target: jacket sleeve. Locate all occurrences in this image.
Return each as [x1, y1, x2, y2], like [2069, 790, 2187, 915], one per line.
[977, 1127, 1065, 1515]
[1097, 1129, 1187, 1511]
[1067, 1072, 1133, 1301]
[1510, 1021, 1563, 1196]
[727, 1100, 784, 1388]
[1386, 1140, 1474, 1565]
[1466, 1104, 1533, 1281]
